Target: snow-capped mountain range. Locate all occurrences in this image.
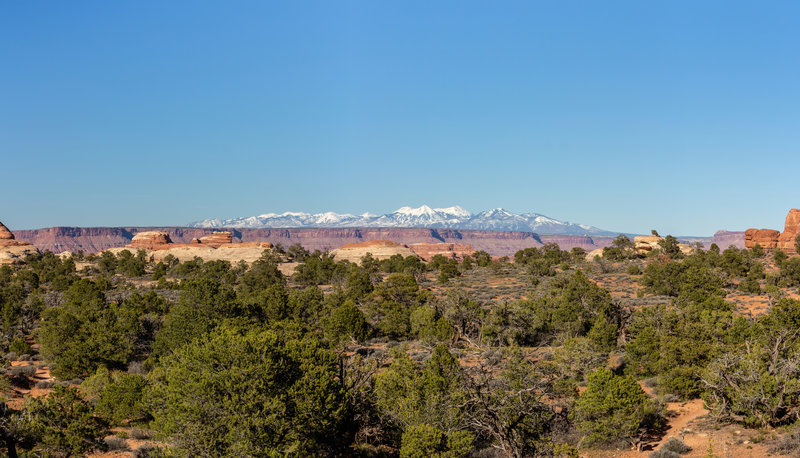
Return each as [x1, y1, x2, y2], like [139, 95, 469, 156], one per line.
[188, 205, 618, 236]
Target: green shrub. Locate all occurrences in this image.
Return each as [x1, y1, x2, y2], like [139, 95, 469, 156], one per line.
[572, 368, 664, 448]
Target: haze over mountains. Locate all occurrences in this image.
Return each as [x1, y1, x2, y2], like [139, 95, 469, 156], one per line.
[189, 205, 619, 236]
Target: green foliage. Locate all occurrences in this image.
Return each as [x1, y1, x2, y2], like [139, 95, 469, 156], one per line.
[13, 385, 109, 456]
[471, 250, 492, 267]
[237, 251, 284, 293]
[293, 250, 347, 286]
[775, 257, 800, 287]
[95, 373, 148, 425]
[572, 368, 664, 448]
[554, 337, 607, 381]
[148, 327, 347, 456]
[39, 279, 150, 379]
[116, 249, 147, 277]
[774, 249, 788, 266]
[483, 271, 619, 346]
[8, 337, 30, 356]
[603, 235, 636, 261]
[410, 306, 453, 344]
[325, 300, 370, 343]
[624, 302, 750, 398]
[657, 235, 684, 259]
[152, 278, 240, 358]
[375, 345, 473, 453]
[461, 348, 558, 457]
[399, 423, 472, 458]
[97, 251, 118, 275]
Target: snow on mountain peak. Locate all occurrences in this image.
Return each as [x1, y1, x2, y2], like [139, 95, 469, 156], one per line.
[188, 205, 616, 236]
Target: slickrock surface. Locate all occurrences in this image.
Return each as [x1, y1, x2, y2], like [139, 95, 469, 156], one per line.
[331, 240, 417, 263]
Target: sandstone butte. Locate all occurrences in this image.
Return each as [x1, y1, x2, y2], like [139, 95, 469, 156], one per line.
[108, 230, 273, 264]
[330, 240, 418, 263]
[0, 221, 39, 265]
[745, 209, 800, 253]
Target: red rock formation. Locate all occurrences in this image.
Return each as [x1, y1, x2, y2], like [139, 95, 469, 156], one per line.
[0, 221, 35, 248]
[777, 209, 800, 253]
[12, 226, 734, 257]
[409, 243, 475, 261]
[744, 228, 780, 249]
[0, 222, 13, 240]
[129, 231, 173, 250]
[199, 231, 234, 247]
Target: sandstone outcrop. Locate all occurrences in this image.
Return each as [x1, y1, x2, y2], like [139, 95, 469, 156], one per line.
[777, 209, 800, 253]
[744, 229, 780, 249]
[634, 235, 693, 255]
[408, 243, 475, 261]
[129, 231, 173, 249]
[331, 240, 418, 263]
[0, 221, 39, 264]
[198, 231, 233, 247]
[108, 230, 274, 264]
[745, 209, 800, 253]
[585, 248, 605, 261]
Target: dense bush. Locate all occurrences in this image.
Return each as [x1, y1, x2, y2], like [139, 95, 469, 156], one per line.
[148, 327, 348, 456]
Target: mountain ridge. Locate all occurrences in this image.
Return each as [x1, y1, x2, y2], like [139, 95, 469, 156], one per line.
[189, 205, 619, 236]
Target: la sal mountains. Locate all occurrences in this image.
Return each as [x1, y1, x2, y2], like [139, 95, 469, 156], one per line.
[189, 205, 619, 236]
[6, 205, 746, 256]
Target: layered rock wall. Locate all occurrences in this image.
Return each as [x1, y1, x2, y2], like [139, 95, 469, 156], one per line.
[745, 209, 800, 253]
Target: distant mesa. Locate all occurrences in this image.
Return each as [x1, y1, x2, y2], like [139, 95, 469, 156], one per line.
[745, 209, 800, 253]
[0, 221, 39, 265]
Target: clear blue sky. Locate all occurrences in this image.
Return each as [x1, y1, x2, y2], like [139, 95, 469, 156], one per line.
[2, 1, 799, 235]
